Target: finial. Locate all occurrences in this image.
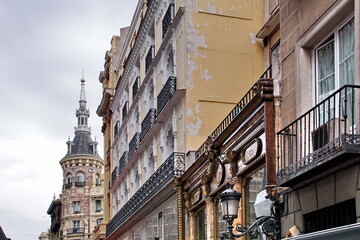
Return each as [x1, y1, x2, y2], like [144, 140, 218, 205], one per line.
[68, 136, 70, 141]
[81, 69, 85, 83]
[53, 193, 56, 200]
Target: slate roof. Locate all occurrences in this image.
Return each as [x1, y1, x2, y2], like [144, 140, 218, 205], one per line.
[62, 131, 101, 160]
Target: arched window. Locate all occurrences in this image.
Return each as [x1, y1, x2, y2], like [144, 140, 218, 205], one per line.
[75, 172, 85, 187]
[65, 174, 73, 189]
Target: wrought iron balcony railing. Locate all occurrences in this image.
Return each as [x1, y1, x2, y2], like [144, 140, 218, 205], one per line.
[162, 3, 174, 39]
[119, 151, 129, 172]
[195, 67, 272, 159]
[277, 85, 360, 184]
[132, 76, 140, 100]
[67, 228, 84, 234]
[129, 132, 140, 157]
[140, 108, 157, 141]
[106, 152, 185, 237]
[64, 183, 72, 189]
[145, 45, 155, 73]
[157, 76, 176, 115]
[111, 166, 118, 186]
[75, 181, 85, 187]
[122, 101, 129, 120]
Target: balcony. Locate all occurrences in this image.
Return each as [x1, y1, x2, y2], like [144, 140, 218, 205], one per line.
[106, 152, 185, 237]
[122, 101, 129, 120]
[75, 181, 85, 187]
[145, 45, 155, 73]
[119, 151, 129, 172]
[277, 85, 360, 186]
[64, 183, 72, 189]
[132, 76, 140, 100]
[195, 67, 272, 159]
[157, 76, 176, 115]
[67, 228, 84, 234]
[140, 108, 156, 141]
[162, 3, 174, 39]
[129, 132, 140, 157]
[111, 166, 118, 186]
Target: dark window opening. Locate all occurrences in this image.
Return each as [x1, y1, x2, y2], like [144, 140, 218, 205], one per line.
[304, 198, 356, 233]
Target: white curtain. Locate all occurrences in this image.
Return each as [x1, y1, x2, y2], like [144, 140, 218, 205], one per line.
[317, 40, 335, 102]
[339, 18, 355, 86]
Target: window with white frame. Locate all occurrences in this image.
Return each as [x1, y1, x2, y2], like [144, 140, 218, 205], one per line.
[73, 201, 81, 214]
[315, 17, 354, 103]
[73, 220, 80, 229]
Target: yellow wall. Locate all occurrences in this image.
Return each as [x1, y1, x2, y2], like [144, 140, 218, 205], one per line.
[182, 0, 264, 151]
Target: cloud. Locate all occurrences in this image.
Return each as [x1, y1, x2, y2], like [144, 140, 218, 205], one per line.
[0, 0, 138, 239]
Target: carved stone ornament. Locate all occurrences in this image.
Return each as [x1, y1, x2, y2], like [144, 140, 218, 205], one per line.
[241, 138, 262, 165]
[223, 150, 239, 177]
[204, 135, 220, 161]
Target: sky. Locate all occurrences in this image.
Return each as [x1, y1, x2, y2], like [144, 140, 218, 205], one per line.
[0, 1, 137, 239]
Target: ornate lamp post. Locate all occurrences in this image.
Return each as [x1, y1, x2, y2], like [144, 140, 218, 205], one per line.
[219, 185, 280, 240]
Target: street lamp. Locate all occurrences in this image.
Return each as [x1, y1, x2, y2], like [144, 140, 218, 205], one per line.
[219, 185, 280, 239]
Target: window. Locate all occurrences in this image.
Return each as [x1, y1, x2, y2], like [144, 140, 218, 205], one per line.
[95, 200, 102, 212]
[65, 174, 72, 188]
[73, 201, 80, 214]
[73, 220, 80, 230]
[95, 175, 101, 186]
[75, 172, 85, 187]
[304, 198, 356, 233]
[96, 218, 103, 226]
[315, 18, 354, 103]
[244, 167, 265, 240]
[196, 207, 207, 240]
[215, 197, 227, 239]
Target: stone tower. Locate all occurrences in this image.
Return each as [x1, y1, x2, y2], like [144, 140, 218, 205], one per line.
[59, 75, 104, 240]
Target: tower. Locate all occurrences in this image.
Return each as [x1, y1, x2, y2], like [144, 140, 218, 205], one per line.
[59, 75, 104, 240]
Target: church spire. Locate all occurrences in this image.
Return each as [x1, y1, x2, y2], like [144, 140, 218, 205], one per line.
[75, 71, 91, 134]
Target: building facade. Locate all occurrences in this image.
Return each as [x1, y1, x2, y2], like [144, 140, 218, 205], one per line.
[59, 77, 104, 240]
[99, 0, 265, 239]
[96, 27, 130, 240]
[46, 195, 62, 240]
[275, 0, 360, 238]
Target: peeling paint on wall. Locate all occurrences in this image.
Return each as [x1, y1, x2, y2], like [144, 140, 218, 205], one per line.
[187, 116, 202, 135]
[201, 69, 213, 81]
[249, 33, 257, 44]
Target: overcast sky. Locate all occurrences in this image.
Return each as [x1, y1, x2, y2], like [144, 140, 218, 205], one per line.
[0, 1, 137, 239]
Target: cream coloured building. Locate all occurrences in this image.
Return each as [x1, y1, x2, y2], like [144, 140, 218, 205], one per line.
[98, 0, 265, 239]
[59, 77, 104, 240]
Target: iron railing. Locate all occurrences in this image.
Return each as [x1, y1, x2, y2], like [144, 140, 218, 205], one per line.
[111, 167, 118, 186]
[140, 108, 157, 141]
[132, 76, 140, 100]
[67, 228, 84, 234]
[106, 152, 185, 237]
[277, 85, 360, 181]
[145, 45, 155, 73]
[75, 181, 85, 187]
[119, 151, 129, 172]
[157, 76, 176, 115]
[64, 182, 72, 189]
[122, 101, 129, 120]
[195, 67, 272, 159]
[129, 132, 140, 157]
[162, 3, 174, 39]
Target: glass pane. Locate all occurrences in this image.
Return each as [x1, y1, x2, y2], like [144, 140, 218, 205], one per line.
[216, 198, 227, 239]
[196, 208, 207, 240]
[147, 214, 158, 239]
[164, 201, 178, 240]
[317, 40, 335, 101]
[339, 18, 355, 85]
[245, 167, 265, 240]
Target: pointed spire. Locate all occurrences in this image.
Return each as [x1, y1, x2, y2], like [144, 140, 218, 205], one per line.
[75, 71, 91, 134]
